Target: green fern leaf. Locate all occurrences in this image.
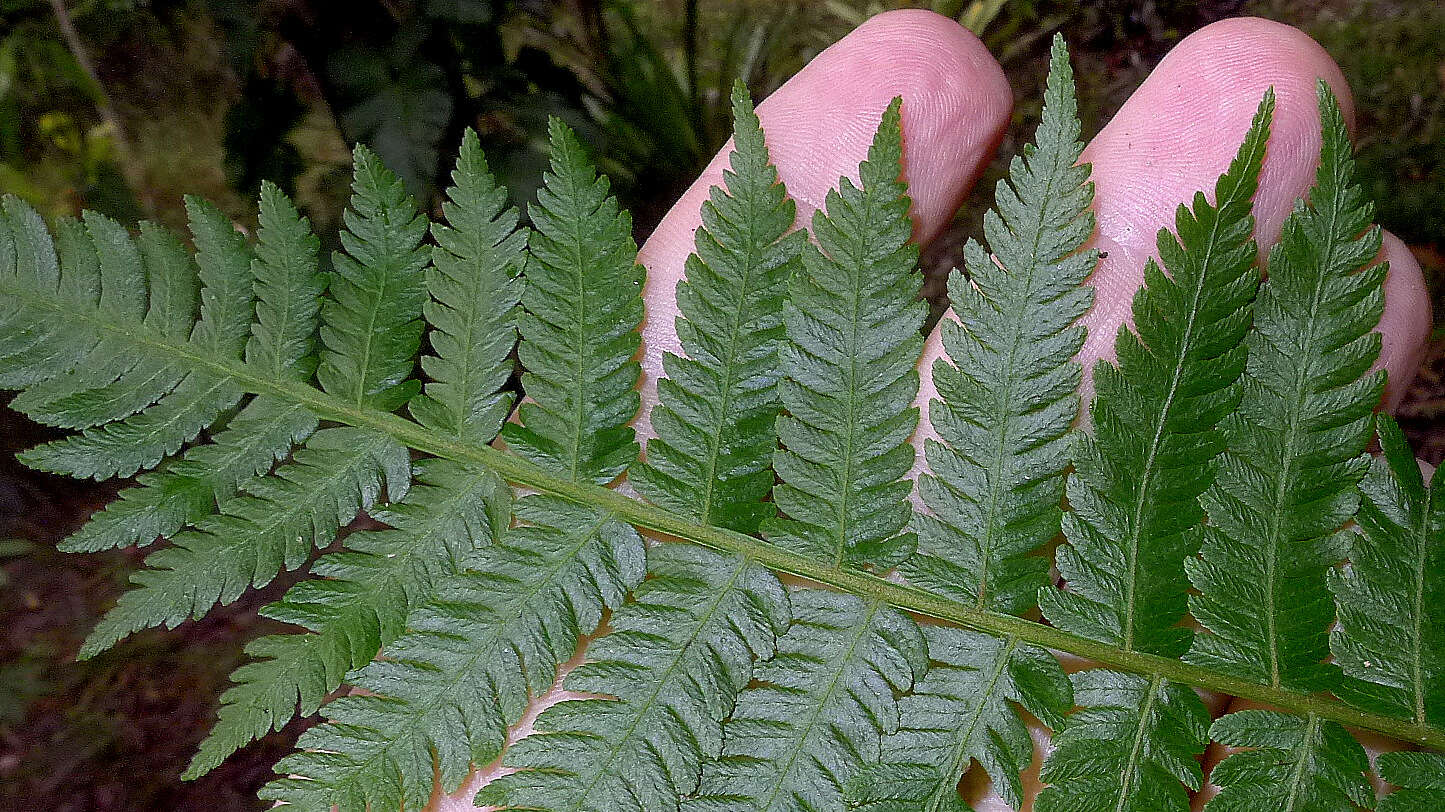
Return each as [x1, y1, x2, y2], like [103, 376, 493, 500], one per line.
[185, 459, 507, 779]
[902, 36, 1094, 613]
[78, 427, 410, 658]
[845, 627, 1072, 811]
[1203, 710, 1372, 811]
[1378, 752, 1445, 811]
[1186, 82, 1385, 691]
[185, 195, 257, 358]
[247, 181, 327, 380]
[1036, 670, 1210, 812]
[1330, 413, 1445, 724]
[685, 589, 927, 811]
[1040, 91, 1273, 656]
[317, 145, 430, 411]
[474, 544, 789, 810]
[501, 117, 644, 484]
[409, 128, 526, 443]
[764, 97, 925, 570]
[260, 495, 645, 812]
[631, 82, 804, 533]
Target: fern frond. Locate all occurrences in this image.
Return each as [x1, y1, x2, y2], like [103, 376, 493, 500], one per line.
[260, 495, 645, 812]
[474, 544, 789, 810]
[1329, 413, 1445, 725]
[247, 181, 326, 381]
[317, 145, 430, 411]
[185, 196, 257, 358]
[845, 627, 1072, 811]
[185, 459, 508, 778]
[1378, 752, 1445, 811]
[409, 128, 526, 443]
[764, 97, 925, 571]
[1039, 91, 1273, 656]
[686, 589, 927, 811]
[1035, 671, 1210, 812]
[632, 82, 804, 533]
[78, 427, 410, 658]
[1186, 82, 1386, 690]
[501, 117, 644, 484]
[903, 36, 1094, 613]
[1204, 710, 1372, 811]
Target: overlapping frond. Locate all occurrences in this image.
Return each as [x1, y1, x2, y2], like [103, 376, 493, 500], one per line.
[1329, 413, 1445, 724]
[764, 97, 925, 571]
[1186, 83, 1386, 691]
[686, 589, 927, 811]
[632, 82, 803, 533]
[845, 627, 1072, 811]
[475, 545, 789, 811]
[903, 37, 1093, 613]
[501, 117, 644, 484]
[1204, 711, 1372, 811]
[1039, 92, 1272, 656]
[1378, 752, 1445, 811]
[1036, 670, 1210, 812]
[260, 495, 645, 812]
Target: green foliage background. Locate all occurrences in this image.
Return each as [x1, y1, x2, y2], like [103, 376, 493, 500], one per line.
[0, 0, 1440, 809]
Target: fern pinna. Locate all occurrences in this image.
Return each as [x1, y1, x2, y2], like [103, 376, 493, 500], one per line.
[1, 37, 1441, 811]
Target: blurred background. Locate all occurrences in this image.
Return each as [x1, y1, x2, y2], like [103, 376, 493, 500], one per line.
[0, 0, 1440, 808]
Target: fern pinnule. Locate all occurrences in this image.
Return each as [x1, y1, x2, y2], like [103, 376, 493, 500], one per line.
[1329, 413, 1445, 726]
[1039, 90, 1274, 657]
[1377, 752, 1445, 810]
[247, 180, 326, 380]
[765, 96, 925, 571]
[632, 82, 804, 533]
[902, 36, 1094, 614]
[1204, 710, 1373, 811]
[846, 627, 1072, 811]
[474, 544, 790, 810]
[1186, 81, 1386, 691]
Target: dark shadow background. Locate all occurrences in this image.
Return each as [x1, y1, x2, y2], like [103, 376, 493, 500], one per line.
[0, 0, 1441, 808]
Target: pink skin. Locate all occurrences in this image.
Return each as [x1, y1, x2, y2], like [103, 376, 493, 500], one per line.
[430, 10, 1433, 810]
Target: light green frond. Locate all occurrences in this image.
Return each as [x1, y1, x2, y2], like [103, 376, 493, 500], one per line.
[501, 117, 644, 484]
[846, 627, 1072, 811]
[1186, 82, 1386, 691]
[685, 589, 927, 812]
[316, 145, 430, 410]
[185, 459, 508, 779]
[78, 427, 409, 658]
[903, 36, 1094, 613]
[185, 195, 257, 358]
[475, 544, 789, 811]
[260, 494, 645, 812]
[1203, 711, 1372, 811]
[632, 82, 803, 533]
[764, 97, 925, 571]
[1036, 670, 1210, 812]
[409, 128, 526, 444]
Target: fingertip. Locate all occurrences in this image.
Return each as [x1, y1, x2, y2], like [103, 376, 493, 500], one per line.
[1378, 231, 1433, 411]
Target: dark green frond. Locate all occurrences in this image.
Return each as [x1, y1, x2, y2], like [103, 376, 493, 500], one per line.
[686, 589, 927, 812]
[409, 128, 526, 444]
[185, 460, 508, 779]
[78, 427, 409, 659]
[475, 545, 790, 810]
[1186, 82, 1385, 691]
[1036, 671, 1209, 812]
[261, 494, 645, 812]
[632, 82, 803, 533]
[185, 196, 256, 358]
[501, 118, 644, 484]
[316, 145, 430, 410]
[1378, 752, 1445, 811]
[903, 37, 1094, 613]
[846, 627, 1072, 811]
[1330, 413, 1445, 725]
[1203, 711, 1372, 811]
[764, 98, 925, 570]
[247, 181, 326, 381]
[1040, 91, 1273, 656]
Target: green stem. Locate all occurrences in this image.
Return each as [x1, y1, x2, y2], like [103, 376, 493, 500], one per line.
[10, 284, 1445, 752]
